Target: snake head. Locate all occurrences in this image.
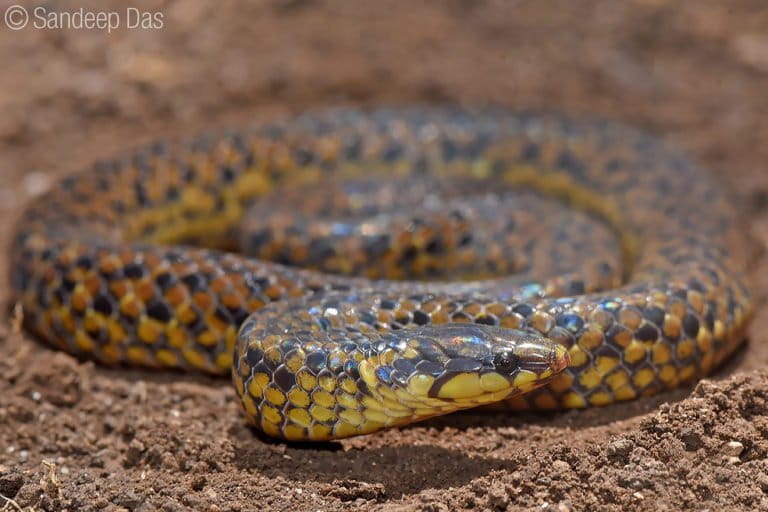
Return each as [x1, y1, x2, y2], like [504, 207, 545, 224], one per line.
[357, 323, 569, 427]
[236, 313, 569, 441]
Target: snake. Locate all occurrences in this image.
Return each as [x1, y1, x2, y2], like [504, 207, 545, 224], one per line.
[9, 107, 753, 441]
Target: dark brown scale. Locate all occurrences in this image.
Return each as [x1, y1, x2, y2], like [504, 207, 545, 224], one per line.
[9, 107, 753, 441]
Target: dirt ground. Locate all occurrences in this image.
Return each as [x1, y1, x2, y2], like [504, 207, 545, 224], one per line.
[2, 0, 768, 510]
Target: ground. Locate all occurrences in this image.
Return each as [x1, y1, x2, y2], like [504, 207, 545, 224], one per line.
[2, 1, 768, 511]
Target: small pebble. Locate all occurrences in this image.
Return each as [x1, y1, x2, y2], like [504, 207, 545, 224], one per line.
[22, 171, 52, 197]
[607, 438, 634, 458]
[721, 441, 744, 457]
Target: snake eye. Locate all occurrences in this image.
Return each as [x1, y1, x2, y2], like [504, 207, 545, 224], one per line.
[492, 351, 520, 375]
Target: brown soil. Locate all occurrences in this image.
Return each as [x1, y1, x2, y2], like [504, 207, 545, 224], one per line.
[2, 1, 768, 510]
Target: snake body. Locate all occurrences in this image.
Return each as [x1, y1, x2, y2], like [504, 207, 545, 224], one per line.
[10, 107, 752, 441]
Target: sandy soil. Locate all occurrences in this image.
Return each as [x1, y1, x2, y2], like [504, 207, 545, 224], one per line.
[2, 0, 768, 510]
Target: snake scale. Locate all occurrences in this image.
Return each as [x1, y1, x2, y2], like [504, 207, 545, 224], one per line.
[10, 107, 752, 441]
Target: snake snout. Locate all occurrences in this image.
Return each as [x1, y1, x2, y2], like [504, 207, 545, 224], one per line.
[478, 326, 570, 396]
[491, 331, 570, 377]
[392, 324, 569, 404]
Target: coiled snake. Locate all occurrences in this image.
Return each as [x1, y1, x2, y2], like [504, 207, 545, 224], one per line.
[10, 107, 752, 441]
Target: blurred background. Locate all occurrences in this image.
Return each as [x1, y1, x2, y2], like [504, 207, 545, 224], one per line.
[1, 0, 767, 196]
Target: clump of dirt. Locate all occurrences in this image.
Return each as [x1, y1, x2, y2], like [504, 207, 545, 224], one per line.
[2, 0, 768, 510]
